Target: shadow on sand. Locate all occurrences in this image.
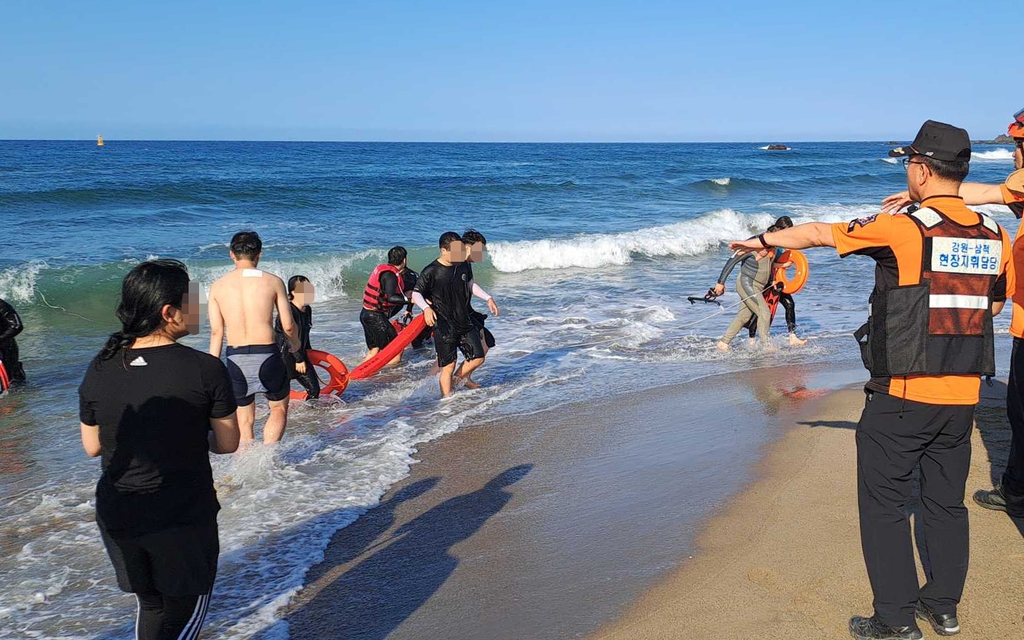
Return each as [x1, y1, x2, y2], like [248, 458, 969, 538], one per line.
[277, 464, 533, 640]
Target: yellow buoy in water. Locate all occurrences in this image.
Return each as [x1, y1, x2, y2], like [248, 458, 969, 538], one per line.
[97, 135, 104, 147]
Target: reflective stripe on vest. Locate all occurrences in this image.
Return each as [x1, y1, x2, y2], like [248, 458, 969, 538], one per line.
[363, 264, 401, 312]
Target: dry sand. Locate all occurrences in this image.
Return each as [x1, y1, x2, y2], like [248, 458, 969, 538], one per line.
[590, 383, 1024, 640]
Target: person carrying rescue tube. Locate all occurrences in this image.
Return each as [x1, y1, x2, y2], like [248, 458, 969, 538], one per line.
[412, 231, 499, 397]
[360, 246, 412, 365]
[712, 231, 774, 352]
[0, 296, 26, 385]
[881, 108, 1024, 519]
[731, 120, 1013, 640]
[275, 276, 320, 400]
[745, 216, 808, 346]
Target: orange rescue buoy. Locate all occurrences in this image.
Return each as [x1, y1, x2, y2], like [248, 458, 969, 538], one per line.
[775, 249, 809, 295]
[290, 350, 348, 401]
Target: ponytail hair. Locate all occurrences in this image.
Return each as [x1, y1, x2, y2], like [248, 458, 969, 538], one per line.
[99, 259, 190, 365]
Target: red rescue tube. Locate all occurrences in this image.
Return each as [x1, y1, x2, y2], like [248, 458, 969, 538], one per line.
[775, 249, 809, 295]
[289, 350, 348, 401]
[0, 360, 9, 394]
[349, 314, 428, 381]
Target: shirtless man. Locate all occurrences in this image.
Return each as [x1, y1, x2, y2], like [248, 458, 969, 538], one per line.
[208, 231, 300, 444]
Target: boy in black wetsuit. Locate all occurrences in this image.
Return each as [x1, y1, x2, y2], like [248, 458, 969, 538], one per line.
[276, 276, 320, 400]
[412, 231, 499, 397]
[0, 297, 26, 384]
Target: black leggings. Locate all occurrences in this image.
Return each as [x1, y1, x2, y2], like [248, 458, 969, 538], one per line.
[293, 369, 321, 400]
[747, 292, 797, 337]
[136, 591, 210, 640]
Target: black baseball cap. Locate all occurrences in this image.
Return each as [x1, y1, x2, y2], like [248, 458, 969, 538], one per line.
[889, 120, 971, 162]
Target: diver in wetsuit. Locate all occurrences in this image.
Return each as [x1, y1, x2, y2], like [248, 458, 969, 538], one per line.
[0, 297, 26, 384]
[745, 216, 807, 346]
[712, 236, 773, 351]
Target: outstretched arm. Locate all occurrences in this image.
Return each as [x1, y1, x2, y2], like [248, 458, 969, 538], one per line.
[882, 183, 1005, 213]
[730, 223, 835, 255]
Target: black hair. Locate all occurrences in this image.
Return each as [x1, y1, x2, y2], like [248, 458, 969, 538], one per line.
[767, 225, 778, 233]
[287, 275, 310, 300]
[774, 216, 794, 230]
[462, 228, 487, 245]
[230, 230, 262, 261]
[921, 156, 970, 183]
[99, 259, 190, 365]
[439, 231, 462, 250]
[388, 246, 407, 266]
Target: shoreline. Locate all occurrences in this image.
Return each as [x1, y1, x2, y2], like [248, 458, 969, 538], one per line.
[276, 362, 866, 639]
[589, 382, 1024, 640]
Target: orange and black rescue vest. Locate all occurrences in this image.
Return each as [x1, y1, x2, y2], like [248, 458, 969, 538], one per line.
[857, 207, 1003, 378]
[363, 264, 402, 313]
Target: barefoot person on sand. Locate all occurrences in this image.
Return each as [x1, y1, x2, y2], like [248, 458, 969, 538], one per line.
[208, 231, 301, 445]
[412, 231, 499, 397]
[79, 260, 240, 640]
[730, 121, 1013, 640]
[882, 109, 1024, 518]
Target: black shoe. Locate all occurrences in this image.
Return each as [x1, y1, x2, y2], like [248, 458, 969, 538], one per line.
[916, 602, 960, 636]
[849, 615, 923, 640]
[973, 485, 1012, 513]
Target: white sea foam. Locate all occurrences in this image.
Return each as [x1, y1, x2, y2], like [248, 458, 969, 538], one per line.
[710, 177, 732, 186]
[972, 148, 1015, 161]
[881, 157, 899, 165]
[0, 261, 46, 303]
[488, 209, 774, 272]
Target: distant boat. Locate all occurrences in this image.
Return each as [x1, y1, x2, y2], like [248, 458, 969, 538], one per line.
[97, 135, 104, 147]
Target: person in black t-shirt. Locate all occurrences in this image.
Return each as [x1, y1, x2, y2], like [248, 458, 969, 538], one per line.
[79, 260, 240, 640]
[275, 275, 320, 400]
[412, 231, 499, 397]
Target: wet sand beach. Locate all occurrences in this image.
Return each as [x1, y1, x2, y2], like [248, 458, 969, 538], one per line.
[279, 363, 864, 640]
[591, 383, 1024, 640]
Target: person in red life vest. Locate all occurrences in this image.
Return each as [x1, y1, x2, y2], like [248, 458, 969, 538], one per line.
[412, 232, 499, 397]
[734, 121, 1013, 640]
[882, 109, 1024, 517]
[360, 246, 413, 365]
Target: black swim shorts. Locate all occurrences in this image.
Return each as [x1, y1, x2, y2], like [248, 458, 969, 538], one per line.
[360, 308, 398, 350]
[225, 344, 289, 406]
[99, 518, 219, 596]
[435, 323, 485, 368]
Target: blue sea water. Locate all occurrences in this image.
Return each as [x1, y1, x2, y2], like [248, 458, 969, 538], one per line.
[0, 141, 1019, 638]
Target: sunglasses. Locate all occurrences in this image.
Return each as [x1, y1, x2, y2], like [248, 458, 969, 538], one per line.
[901, 158, 927, 169]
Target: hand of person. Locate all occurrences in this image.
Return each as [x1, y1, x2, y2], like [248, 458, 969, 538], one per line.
[295, 361, 307, 375]
[713, 283, 726, 296]
[881, 191, 913, 214]
[424, 307, 437, 327]
[728, 238, 762, 255]
[487, 298, 499, 317]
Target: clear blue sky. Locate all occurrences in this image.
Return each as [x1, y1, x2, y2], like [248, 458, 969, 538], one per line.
[0, 0, 1017, 141]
